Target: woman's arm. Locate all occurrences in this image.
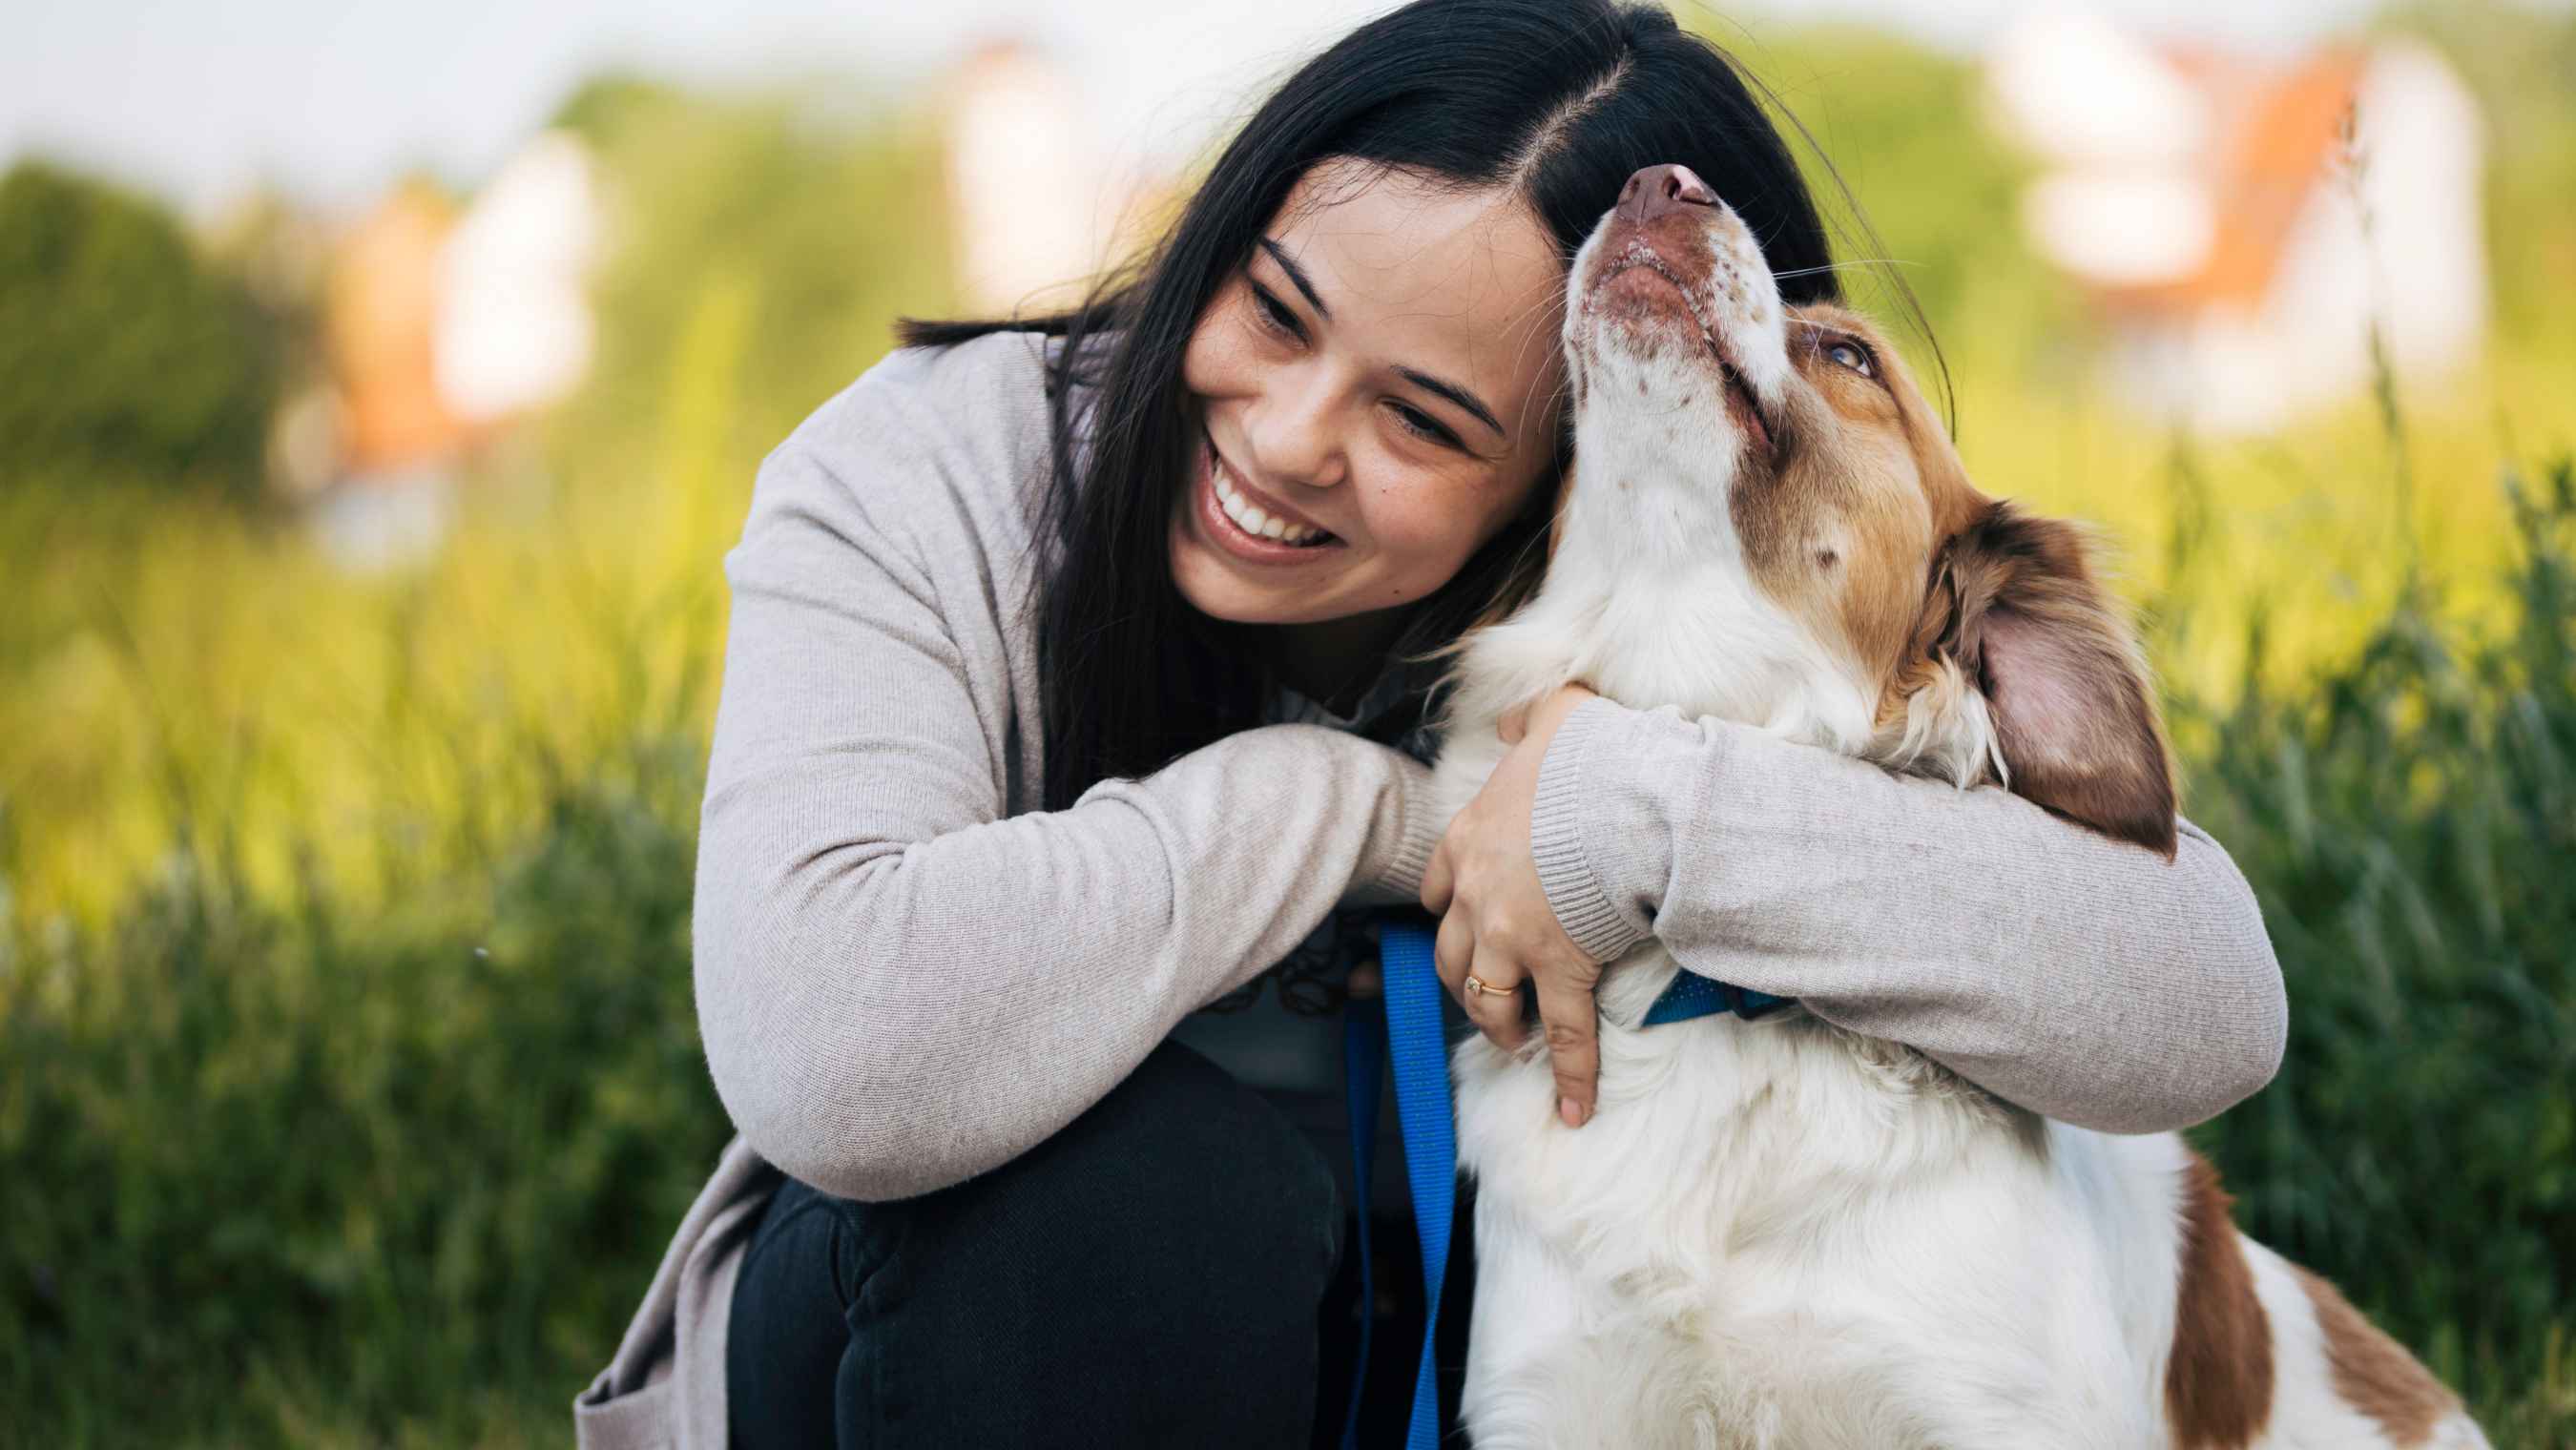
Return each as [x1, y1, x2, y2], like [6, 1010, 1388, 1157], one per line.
[695, 345, 1442, 1204]
[1527, 695, 2286, 1133]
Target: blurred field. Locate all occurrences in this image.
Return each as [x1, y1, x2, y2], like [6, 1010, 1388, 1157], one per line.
[4, 7, 2573, 1445]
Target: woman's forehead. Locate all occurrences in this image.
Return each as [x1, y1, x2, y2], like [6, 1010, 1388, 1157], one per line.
[1266, 160, 1567, 450]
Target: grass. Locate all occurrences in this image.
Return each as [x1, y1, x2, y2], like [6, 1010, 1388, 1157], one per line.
[2178, 459, 2576, 1442]
[0, 330, 752, 1447]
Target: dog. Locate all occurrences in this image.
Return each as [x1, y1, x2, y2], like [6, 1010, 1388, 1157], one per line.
[1427, 164, 2486, 1450]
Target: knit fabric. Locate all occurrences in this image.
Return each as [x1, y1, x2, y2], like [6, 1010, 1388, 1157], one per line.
[576, 331, 2286, 1447]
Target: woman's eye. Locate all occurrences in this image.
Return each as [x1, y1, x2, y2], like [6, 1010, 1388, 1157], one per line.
[1390, 403, 1461, 449]
[1826, 341, 1874, 377]
[1250, 284, 1304, 342]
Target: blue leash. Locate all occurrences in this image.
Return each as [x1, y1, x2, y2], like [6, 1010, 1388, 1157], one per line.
[1339, 1002, 1384, 1450]
[1381, 918, 1457, 1450]
[1344, 913, 1785, 1449]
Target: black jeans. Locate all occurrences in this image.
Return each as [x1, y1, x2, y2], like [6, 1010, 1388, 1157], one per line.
[725, 1039, 1466, 1449]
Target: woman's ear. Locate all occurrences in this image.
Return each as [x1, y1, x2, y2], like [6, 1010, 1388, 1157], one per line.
[1934, 501, 2178, 858]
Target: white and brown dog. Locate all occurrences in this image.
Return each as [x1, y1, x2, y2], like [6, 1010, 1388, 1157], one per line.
[1429, 164, 2484, 1450]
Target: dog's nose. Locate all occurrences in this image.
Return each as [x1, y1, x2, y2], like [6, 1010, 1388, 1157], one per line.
[1616, 164, 1718, 225]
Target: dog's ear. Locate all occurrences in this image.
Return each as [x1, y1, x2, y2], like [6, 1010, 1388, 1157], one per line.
[1931, 501, 2177, 857]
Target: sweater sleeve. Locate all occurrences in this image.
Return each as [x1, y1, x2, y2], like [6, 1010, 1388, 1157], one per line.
[692, 343, 1443, 1203]
[1527, 696, 2286, 1134]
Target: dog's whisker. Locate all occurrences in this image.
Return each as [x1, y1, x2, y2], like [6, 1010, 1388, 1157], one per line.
[1772, 259, 1921, 280]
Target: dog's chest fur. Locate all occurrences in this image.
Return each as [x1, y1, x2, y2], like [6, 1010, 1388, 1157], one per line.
[1428, 554, 2192, 1449]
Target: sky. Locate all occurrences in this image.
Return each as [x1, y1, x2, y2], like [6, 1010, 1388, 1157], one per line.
[0, 0, 2473, 220]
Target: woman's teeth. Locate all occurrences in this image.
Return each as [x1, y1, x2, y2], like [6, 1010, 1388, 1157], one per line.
[1213, 451, 1331, 546]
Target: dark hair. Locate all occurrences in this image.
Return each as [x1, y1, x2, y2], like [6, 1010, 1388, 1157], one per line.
[905, 0, 1859, 811]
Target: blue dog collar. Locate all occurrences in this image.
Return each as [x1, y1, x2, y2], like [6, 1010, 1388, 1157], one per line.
[1640, 968, 1792, 1026]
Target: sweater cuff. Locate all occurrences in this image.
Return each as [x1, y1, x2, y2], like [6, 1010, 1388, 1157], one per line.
[1530, 696, 1651, 963]
[1350, 749, 1446, 906]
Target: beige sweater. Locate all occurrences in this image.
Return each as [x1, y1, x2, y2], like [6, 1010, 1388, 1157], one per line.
[573, 332, 2286, 1448]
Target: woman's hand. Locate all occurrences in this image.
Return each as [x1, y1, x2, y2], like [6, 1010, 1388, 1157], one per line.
[1420, 682, 1604, 1128]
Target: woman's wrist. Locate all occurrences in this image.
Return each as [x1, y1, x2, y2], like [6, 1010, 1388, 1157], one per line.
[1528, 694, 1653, 963]
[1339, 732, 1445, 906]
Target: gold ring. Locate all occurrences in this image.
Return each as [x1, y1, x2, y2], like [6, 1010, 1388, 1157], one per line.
[1464, 974, 1507, 998]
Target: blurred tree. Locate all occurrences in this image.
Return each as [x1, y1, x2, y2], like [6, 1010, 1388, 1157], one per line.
[543, 76, 958, 496]
[0, 160, 283, 503]
[1720, 25, 2088, 433]
[550, 71, 692, 146]
[2379, 0, 2576, 350]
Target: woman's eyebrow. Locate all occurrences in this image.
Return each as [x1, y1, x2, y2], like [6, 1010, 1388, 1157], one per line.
[1395, 367, 1505, 440]
[1257, 238, 1332, 321]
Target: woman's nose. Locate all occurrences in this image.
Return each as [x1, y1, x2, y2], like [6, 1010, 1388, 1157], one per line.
[1241, 376, 1347, 490]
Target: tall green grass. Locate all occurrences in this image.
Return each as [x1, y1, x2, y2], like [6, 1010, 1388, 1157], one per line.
[2178, 460, 2576, 1443]
[1, 339, 753, 1450]
[0, 744, 726, 1446]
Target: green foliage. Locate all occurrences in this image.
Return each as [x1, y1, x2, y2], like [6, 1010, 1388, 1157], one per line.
[2178, 461, 2576, 1437]
[0, 746, 730, 1447]
[546, 74, 958, 492]
[0, 161, 282, 504]
[0, 360, 750, 1441]
[0, 72, 964, 1442]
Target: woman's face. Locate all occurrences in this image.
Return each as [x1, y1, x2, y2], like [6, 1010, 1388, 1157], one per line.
[1172, 159, 1568, 630]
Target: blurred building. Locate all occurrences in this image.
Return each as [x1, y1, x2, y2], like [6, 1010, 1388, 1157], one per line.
[1986, 11, 2486, 433]
[325, 180, 465, 479]
[435, 132, 600, 425]
[939, 41, 1164, 317]
[305, 133, 602, 569]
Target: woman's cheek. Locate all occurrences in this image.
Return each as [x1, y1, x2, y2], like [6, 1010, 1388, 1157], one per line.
[1178, 292, 1251, 398]
[1366, 489, 1489, 602]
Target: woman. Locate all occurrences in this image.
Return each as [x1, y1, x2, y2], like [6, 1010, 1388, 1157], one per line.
[575, 3, 2287, 1446]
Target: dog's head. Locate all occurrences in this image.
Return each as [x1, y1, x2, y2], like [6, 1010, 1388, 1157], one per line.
[1556, 165, 2174, 856]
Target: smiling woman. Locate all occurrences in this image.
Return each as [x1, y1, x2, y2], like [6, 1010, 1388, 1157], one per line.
[576, 2, 2287, 1447]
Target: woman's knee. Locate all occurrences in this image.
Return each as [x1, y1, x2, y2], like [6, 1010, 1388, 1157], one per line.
[729, 1177, 867, 1450]
[731, 1040, 1347, 1449]
[839, 1040, 1344, 1444]
[887, 1039, 1343, 1311]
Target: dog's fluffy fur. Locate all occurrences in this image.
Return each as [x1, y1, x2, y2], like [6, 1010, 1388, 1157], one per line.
[1430, 170, 2483, 1450]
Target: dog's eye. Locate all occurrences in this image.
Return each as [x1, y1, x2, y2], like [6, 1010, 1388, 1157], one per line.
[1826, 341, 1874, 377]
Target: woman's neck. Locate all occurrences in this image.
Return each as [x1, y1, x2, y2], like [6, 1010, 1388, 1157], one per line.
[1268, 608, 1408, 717]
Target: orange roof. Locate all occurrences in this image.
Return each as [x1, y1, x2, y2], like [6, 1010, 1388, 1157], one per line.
[322, 182, 474, 474]
[2103, 48, 2368, 315]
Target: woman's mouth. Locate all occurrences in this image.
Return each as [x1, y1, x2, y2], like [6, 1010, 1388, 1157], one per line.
[1194, 432, 1343, 564]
